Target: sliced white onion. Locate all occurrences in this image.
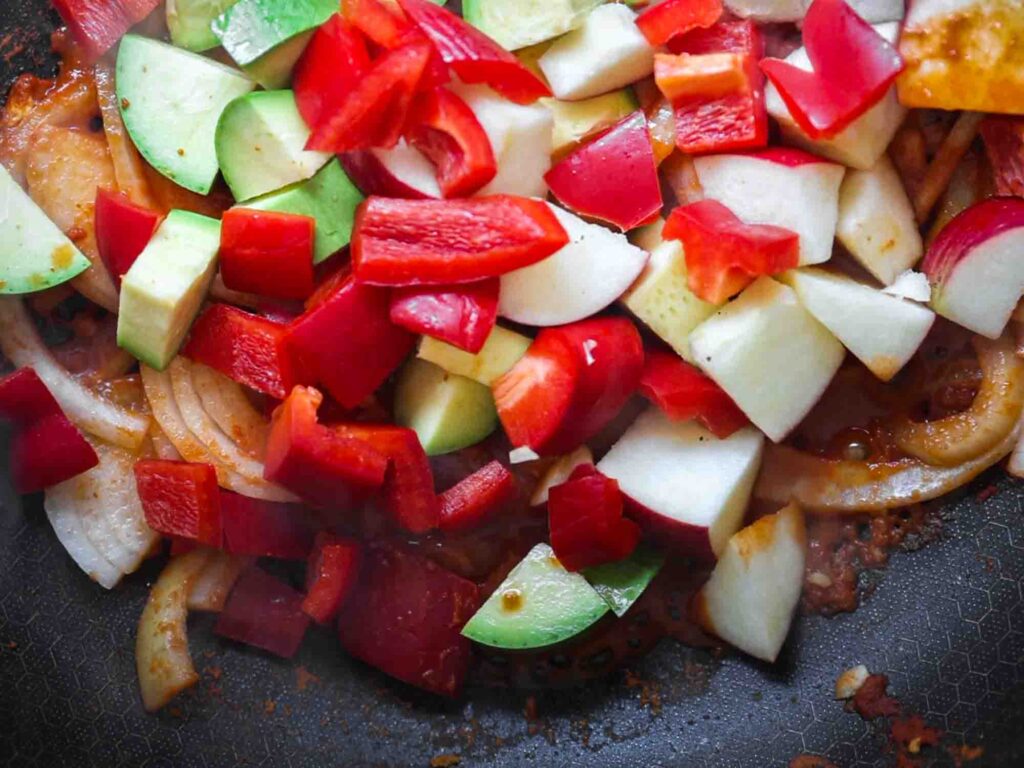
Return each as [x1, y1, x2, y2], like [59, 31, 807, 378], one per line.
[149, 423, 182, 460]
[0, 298, 150, 449]
[187, 551, 250, 613]
[191, 362, 267, 460]
[45, 490, 123, 590]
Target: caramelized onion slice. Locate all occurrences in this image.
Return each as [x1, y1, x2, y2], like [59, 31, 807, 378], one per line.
[44, 488, 123, 590]
[136, 550, 211, 712]
[190, 362, 268, 460]
[94, 58, 157, 208]
[187, 551, 251, 613]
[893, 334, 1024, 466]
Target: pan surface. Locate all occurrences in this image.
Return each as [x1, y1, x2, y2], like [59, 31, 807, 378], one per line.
[1, 4, 1023, 766]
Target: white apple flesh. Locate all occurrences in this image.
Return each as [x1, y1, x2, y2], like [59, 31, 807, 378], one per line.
[597, 408, 765, 560]
[340, 140, 441, 199]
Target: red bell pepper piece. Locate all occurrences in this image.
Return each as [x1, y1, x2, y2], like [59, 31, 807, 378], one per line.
[342, 0, 412, 49]
[352, 196, 568, 286]
[388, 279, 498, 354]
[760, 0, 904, 140]
[133, 459, 221, 546]
[662, 200, 799, 303]
[404, 87, 497, 198]
[396, 0, 550, 104]
[545, 111, 662, 232]
[548, 465, 639, 571]
[493, 317, 644, 455]
[282, 272, 415, 409]
[220, 491, 315, 560]
[655, 52, 748, 103]
[51, 0, 160, 60]
[0, 367, 62, 425]
[337, 544, 479, 697]
[639, 350, 748, 438]
[636, 0, 721, 47]
[182, 304, 297, 399]
[93, 188, 160, 290]
[980, 117, 1024, 199]
[219, 209, 315, 302]
[668, 20, 767, 154]
[437, 460, 517, 533]
[215, 566, 310, 658]
[264, 386, 388, 509]
[306, 38, 434, 153]
[294, 14, 372, 136]
[302, 532, 363, 624]
[333, 424, 439, 533]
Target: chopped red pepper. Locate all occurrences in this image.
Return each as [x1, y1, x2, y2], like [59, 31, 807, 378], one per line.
[438, 460, 517, 533]
[389, 279, 498, 354]
[133, 459, 221, 546]
[333, 424, 440, 534]
[760, 0, 904, 140]
[655, 52, 748, 103]
[306, 38, 434, 153]
[662, 199, 800, 303]
[215, 566, 310, 658]
[635, 0, 722, 47]
[548, 465, 640, 571]
[219, 209, 316, 302]
[639, 350, 749, 438]
[93, 188, 160, 290]
[669, 17, 761, 55]
[0, 367, 62, 425]
[282, 272, 415, 409]
[493, 317, 644, 455]
[302, 532, 363, 624]
[404, 87, 497, 198]
[52, 0, 160, 60]
[182, 304, 297, 400]
[220, 491, 315, 560]
[352, 196, 568, 286]
[337, 543, 479, 697]
[545, 111, 662, 232]
[397, 0, 550, 104]
[342, 0, 411, 49]
[263, 386, 389, 509]
[294, 14, 372, 135]
[980, 117, 1024, 198]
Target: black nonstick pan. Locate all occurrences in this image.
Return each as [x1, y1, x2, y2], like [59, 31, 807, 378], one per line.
[1, 4, 1023, 766]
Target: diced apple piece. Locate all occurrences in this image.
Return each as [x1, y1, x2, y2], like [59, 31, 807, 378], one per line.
[598, 408, 764, 559]
[538, 4, 655, 101]
[898, 0, 1024, 114]
[836, 156, 923, 286]
[340, 141, 441, 199]
[782, 268, 935, 382]
[529, 445, 594, 507]
[499, 204, 648, 326]
[695, 503, 806, 662]
[882, 270, 931, 303]
[922, 198, 1024, 339]
[764, 23, 905, 170]
[689, 276, 845, 442]
[417, 325, 532, 387]
[693, 150, 844, 267]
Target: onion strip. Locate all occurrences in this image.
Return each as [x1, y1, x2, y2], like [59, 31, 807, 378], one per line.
[44, 490, 122, 589]
[0, 298, 149, 449]
[187, 551, 251, 612]
[190, 362, 267, 460]
[913, 111, 985, 224]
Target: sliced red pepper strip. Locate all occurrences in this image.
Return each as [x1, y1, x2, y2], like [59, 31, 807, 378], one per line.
[219, 209, 316, 302]
[94, 188, 161, 290]
[549, 465, 639, 572]
[389, 279, 498, 354]
[404, 87, 496, 198]
[545, 111, 662, 232]
[263, 386, 389, 509]
[662, 199, 800, 303]
[397, 0, 550, 104]
[182, 304, 297, 400]
[635, 0, 722, 47]
[306, 38, 434, 153]
[760, 0, 904, 140]
[133, 459, 222, 546]
[282, 272, 415, 409]
[220, 491, 315, 560]
[342, 0, 412, 49]
[980, 117, 1024, 199]
[494, 317, 644, 455]
[0, 367, 61, 425]
[639, 350, 749, 438]
[437, 460, 517, 533]
[333, 423, 440, 534]
[302, 532, 363, 625]
[294, 14, 372, 129]
[215, 566, 310, 658]
[52, 0, 160, 60]
[352, 195, 568, 286]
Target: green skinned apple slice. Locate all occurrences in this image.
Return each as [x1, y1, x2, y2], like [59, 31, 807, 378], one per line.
[117, 35, 254, 195]
[464, 0, 604, 51]
[462, 543, 609, 649]
[0, 166, 90, 294]
[583, 545, 664, 617]
[167, 0, 238, 52]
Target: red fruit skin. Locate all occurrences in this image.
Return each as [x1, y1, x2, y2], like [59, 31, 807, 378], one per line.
[548, 467, 640, 571]
[437, 460, 517, 533]
[133, 460, 221, 546]
[219, 209, 316, 302]
[219, 491, 315, 560]
[922, 198, 1024, 286]
[622, 495, 716, 561]
[389, 279, 499, 353]
[337, 544, 480, 697]
[544, 111, 663, 232]
[980, 117, 1024, 199]
[0, 368, 61, 425]
[294, 14, 372, 128]
[215, 567, 311, 658]
[340, 150, 440, 200]
[302, 532, 363, 625]
[10, 410, 99, 494]
[94, 188, 161, 290]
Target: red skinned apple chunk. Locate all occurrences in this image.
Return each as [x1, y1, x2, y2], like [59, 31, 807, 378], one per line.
[337, 544, 479, 697]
